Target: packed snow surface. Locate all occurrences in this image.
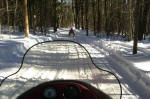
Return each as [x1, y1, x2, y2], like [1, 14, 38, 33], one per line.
[0, 28, 150, 99]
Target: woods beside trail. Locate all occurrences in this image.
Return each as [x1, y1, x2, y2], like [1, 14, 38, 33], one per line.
[0, 0, 150, 54]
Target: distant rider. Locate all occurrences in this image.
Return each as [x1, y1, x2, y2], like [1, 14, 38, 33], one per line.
[69, 28, 75, 36]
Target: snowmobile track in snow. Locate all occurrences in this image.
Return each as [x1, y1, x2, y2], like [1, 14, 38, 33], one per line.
[0, 40, 122, 99]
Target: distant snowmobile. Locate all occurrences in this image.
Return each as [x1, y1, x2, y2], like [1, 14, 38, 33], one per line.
[69, 28, 75, 36]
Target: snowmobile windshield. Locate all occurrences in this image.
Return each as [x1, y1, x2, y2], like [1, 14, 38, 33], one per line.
[0, 40, 121, 99]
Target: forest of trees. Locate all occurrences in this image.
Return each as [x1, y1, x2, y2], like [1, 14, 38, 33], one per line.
[0, 0, 150, 54]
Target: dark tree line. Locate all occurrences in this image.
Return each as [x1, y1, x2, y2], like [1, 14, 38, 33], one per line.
[0, 0, 150, 54]
[27, 0, 74, 34]
[72, 0, 150, 40]
[71, 0, 150, 54]
[0, 0, 74, 35]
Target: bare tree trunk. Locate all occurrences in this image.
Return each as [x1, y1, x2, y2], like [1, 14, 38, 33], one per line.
[85, 0, 89, 36]
[53, 0, 57, 33]
[13, 0, 18, 31]
[0, 21, 1, 36]
[24, 0, 29, 37]
[81, 0, 84, 30]
[6, 0, 9, 25]
[72, 0, 76, 28]
[6, 0, 10, 37]
[92, 0, 96, 36]
[0, 7, 1, 36]
[0, 0, 1, 35]
[60, 0, 64, 27]
[139, 0, 150, 40]
[133, 0, 140, 54]
[128, 0, 133, 41]
[97, 0, 101, 35]
[104, 0, 107, 35]
[75, 0, 79, 29]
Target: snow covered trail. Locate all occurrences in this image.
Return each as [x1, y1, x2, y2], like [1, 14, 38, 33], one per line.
[53, 30, 149, 99]
[0, 28, 150, 99]
[0, 41, 121, 99]
[77, 38, 150, 99]
[74, 37, 141, 99]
